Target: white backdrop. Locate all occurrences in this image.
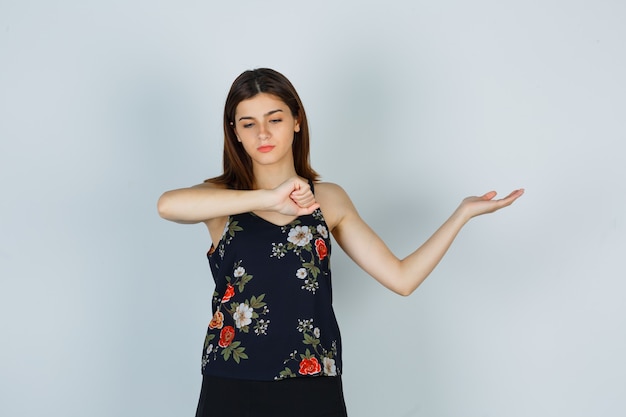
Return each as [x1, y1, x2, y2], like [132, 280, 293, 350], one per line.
[2, 1, 625, 416]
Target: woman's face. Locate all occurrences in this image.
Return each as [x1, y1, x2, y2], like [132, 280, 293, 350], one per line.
[233, 93, 300, 170]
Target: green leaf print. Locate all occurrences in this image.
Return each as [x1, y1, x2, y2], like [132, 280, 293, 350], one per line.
[279, 367, 296, 379]
[303, 260, 320, 278]
[222, 341, 245, 361]
[238, 273, 253, 292]
[203, 334, 215, 350]
[249, 294, 266, 309]
[232, 347, 248, 364]
[227, 220, 243, 237]
[302, 332, 320, 346]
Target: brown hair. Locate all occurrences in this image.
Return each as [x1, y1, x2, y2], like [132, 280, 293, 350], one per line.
[206, 68, 320, 190]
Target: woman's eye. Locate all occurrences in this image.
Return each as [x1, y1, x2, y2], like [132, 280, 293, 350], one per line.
[242, 123, 254, 128]
[270, 119, 282, 124]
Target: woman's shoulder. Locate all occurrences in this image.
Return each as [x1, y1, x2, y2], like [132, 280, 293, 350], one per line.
[314, 182, 355, 231]
[313, 181, 349, 200]
[313, 181, 345, 193]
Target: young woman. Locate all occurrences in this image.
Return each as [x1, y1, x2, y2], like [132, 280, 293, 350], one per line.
[158, 68, 524, 417]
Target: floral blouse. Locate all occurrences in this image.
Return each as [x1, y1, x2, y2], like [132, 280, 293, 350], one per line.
[201, 199, 342, 381]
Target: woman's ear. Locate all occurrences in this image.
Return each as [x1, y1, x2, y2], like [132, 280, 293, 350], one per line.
[294, 115, 301, 133]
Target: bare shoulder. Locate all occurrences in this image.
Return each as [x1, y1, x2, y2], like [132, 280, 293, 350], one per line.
[314, 182, 356, 231]
[314, 181, 346, 196]
[314, 181, 352, 204]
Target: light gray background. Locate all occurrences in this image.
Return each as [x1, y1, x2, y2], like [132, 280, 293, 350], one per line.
[1, 1, 625, 416]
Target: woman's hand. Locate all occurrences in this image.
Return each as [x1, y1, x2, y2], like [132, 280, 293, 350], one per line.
[269, 177, 320, 216]
[457, 189, 525, 221]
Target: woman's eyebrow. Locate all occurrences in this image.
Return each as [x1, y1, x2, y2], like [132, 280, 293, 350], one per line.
[238, 109, 284, 121]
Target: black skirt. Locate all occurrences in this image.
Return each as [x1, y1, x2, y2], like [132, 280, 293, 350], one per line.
[195, 375, 348, 417]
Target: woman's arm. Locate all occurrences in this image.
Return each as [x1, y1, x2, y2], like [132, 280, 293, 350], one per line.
[157, 177, 320, 224]
[318, 183, 524, 296]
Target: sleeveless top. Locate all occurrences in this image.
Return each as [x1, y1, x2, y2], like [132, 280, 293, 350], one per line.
[201, 197, 342, 381]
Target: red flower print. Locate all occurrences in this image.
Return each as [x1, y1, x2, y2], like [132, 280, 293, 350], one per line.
[298, 357, 322, 376]
[221, 284, 235, 303]
[219, 326, 235, 348]
[314, 238, 328, 261]
[208, 311, 224, 329]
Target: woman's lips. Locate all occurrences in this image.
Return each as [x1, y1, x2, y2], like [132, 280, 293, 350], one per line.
[257, 146, 275, 153]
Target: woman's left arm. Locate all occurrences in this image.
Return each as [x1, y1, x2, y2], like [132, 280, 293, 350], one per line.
[320, 184, 524, 296]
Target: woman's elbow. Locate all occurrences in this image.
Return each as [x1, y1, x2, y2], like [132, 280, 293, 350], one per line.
[383, 280, 415, 297]
[157, 192, 175, 220]
[391, 276, 425, 296]
[394, 286, 414, 297]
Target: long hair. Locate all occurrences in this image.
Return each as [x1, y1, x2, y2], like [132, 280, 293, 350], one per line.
[206, 68, 320, 190]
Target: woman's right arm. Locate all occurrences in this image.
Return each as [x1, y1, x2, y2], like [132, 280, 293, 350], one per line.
[157, 177, 319, 224]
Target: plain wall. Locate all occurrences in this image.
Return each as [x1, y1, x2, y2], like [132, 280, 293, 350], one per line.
[1, 1, 625, 416]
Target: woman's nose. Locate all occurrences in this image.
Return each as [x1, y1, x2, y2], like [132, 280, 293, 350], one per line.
[258, 123, 270, 140]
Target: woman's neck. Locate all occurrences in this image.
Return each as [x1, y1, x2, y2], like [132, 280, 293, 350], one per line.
[252, 164, 299, 190]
